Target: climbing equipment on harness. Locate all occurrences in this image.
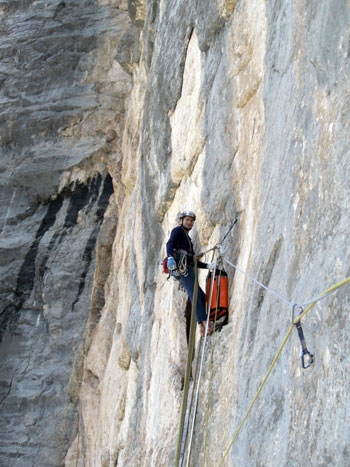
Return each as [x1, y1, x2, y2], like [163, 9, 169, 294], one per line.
[292, 305, 314, 369]
[206, 268, 229, 331]
[176, 250, 189, 276]
[162, 251, 189, 278]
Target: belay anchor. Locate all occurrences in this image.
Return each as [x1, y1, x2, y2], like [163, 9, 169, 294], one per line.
[292, 305, 314, 369]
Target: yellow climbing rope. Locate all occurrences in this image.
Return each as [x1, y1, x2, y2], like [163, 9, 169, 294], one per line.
[174, 260, 199, 467]
[218, 276, 350, 466]
[175, 255, 220, 467]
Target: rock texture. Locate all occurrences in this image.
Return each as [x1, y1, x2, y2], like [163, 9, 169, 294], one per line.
[0, 0, 349, 466]
[0, 1, 130, 465]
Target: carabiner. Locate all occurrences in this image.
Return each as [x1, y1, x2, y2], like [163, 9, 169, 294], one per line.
[301, 349, 314, 369]
[293, 304, 314, 369]
[291, 304, 303, 324]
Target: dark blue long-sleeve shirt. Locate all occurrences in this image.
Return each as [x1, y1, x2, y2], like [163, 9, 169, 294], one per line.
[166, 226, 193, 256]
[166, 226, 207, 268]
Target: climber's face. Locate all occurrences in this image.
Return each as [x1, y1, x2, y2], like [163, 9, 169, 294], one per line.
[182, 216, 194, 231]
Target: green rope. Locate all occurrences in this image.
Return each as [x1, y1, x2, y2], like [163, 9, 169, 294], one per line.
[218, 277, 350, 465]
[185, 261, 216, 466]
[203, 264, 222, 465]
[175, 260, 199, 467]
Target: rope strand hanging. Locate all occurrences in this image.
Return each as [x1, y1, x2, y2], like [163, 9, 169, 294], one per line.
[218, 276, 350, 466]
[172, 216, 349, 467]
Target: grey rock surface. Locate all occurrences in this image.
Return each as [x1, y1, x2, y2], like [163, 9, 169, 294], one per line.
[0, 1, 130, 465]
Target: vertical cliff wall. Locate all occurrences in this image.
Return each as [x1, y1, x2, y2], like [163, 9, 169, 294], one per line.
[0, 1, 130, 465]
[0, 0, 349, 466]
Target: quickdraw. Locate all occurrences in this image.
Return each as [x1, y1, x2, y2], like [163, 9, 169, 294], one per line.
[292, 305, 314, 369]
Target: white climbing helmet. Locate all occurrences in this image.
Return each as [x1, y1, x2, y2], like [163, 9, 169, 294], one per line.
[179, 210, 196, 221]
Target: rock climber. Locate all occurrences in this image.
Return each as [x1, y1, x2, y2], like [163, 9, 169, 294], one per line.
[166, 210, 214, 337]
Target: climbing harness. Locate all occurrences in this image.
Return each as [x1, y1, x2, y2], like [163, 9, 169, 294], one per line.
[292, 305, 314, 369]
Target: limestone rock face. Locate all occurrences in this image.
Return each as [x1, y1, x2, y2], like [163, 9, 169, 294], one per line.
[0, 1, 130, 465]
[0, 0, 349, 466]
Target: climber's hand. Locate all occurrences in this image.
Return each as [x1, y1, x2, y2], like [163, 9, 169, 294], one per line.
[167, 257, 177, 271]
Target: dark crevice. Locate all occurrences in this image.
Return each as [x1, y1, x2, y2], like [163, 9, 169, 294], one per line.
[37, 176, 103, 291]
[173, 26, 194, 114]
[0, 196, 63, 343]
[96, 173, 113, 214]
[71, 174, 113, 310]
[0, 173, 114, 343]
[71, 226, 99, 311]
[0, 370, 16, 407]
[15, 196, 64, 305]
[63, 181, 91, 229]
[184, 297, 192, 345]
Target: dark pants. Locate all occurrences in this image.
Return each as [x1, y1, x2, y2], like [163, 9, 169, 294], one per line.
[178, 266, 207, 323]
